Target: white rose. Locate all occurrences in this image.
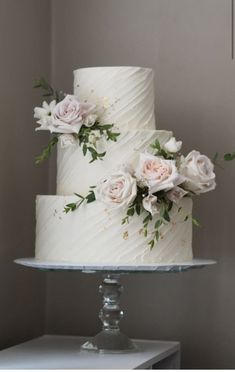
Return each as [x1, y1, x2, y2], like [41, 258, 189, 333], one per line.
[163, 137, 182, 153]
[52, 95, 96, 134]
[135, 153, 184, 194]
[167, 186, 188, 204]
[83, 114, 97, 127]
[96, 170, 137, 209]
[34, 100, 56, 132]
[59, 134, 76, 148]
[180, 150, 216, 194]
[142, 194, 159, 216]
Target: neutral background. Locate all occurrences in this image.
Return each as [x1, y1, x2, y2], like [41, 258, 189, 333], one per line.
[1, 0, 235, 369]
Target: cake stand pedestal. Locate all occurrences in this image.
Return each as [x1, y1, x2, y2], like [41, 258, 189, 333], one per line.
[15, 258, 215, 353]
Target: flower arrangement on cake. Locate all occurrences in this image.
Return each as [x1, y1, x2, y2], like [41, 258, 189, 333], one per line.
[33, 78, 120, 163]
[65, 135, 216, 249]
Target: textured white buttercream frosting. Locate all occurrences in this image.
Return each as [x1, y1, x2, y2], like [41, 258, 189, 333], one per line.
[35, 196, 193, 264]
[74, 66, 155, 131]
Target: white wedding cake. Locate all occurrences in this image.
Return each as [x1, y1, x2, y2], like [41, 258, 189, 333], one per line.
[34, 66, 215, 264]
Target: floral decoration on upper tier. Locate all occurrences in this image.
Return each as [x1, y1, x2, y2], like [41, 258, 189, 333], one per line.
[33, 78, 120, 163]
[64, 136, 216, 249]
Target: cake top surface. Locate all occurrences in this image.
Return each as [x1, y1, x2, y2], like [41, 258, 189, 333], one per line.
[73, 66, 153, 74]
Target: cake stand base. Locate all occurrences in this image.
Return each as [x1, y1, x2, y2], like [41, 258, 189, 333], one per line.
[14, 258, 216, 354]
[81, 331, 137, 353]
[80, 274, 137, 353]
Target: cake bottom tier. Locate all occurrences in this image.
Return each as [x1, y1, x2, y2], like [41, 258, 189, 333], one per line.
[35, 195, 193, 264]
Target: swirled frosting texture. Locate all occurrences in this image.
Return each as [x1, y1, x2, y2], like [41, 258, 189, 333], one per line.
[35, 196, 193, 264]
[74, 66, 155, 131]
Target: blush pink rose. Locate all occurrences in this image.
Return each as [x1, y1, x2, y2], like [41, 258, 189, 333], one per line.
[96, 170, 137, 209]
[135, 153, 184, 193]
[52, 95, 96, 134]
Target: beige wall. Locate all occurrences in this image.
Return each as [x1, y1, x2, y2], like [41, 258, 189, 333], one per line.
[46, 0, 235, 369]
[0, 0, 51, 349]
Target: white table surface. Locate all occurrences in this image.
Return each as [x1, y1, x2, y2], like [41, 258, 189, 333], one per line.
[0, 335, 180, 369]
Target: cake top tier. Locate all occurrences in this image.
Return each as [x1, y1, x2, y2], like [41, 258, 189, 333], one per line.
[73, 66, 155, 131]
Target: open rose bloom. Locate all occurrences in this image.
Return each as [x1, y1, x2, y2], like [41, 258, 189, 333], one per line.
[34, 94, 96, 134]
[95, 170, 137, 209]
[135, 153, 184, 194]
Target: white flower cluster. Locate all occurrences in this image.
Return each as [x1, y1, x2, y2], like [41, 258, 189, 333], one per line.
[34, 94, 97, 147]
[95, 137, 216, 216]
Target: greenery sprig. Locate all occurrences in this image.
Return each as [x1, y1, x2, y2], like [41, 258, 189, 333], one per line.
[75, 122, 120, 163]
[121, 186, 174, 250]
[34, 78, 64, 103]
[35, 136, 59, 164]
[224, 152, 235, 161]
[150, 139, 175, 160]
[64, 187, 96, 214]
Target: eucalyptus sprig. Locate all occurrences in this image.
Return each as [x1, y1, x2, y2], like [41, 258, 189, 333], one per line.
[34, 78, 64, 103]
[64, 187, 96, 214]
[35, 136, 59, 164]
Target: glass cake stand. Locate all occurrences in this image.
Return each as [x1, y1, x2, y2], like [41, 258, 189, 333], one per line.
[15, 257, 216, 353]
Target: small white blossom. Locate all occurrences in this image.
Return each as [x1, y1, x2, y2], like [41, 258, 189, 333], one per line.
[60, 134, 76, 148]
[83, 114, 97, 127]
[142, 194, 159, 216]
[164, 137, 182, 153]
[34, 100, 56, 132]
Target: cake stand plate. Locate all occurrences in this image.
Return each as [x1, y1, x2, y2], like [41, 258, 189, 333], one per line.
[15, 258, 216, 353]
[14, 258, 215, 273]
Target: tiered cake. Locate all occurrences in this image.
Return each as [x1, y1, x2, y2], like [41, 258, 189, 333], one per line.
[35, 67, 193, 264]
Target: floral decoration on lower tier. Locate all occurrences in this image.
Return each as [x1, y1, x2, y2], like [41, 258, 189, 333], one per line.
[33, 78, 120, 163]
[64, 136, 216, 249]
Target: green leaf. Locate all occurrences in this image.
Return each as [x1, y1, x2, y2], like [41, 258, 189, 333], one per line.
[155, 230, 160, 241]
[86, 191, 96, 203]
[135, 204, 141, 215]
[97, 124, 114, 130]
[162, 209, 171, 222]
[192, 217, 201, 227]
[106, 130, 121, 142]
[122, 216, 129, 225]
[224, 152, 235, 161]
[143, 214, 152, 224]
[74, 193, 84, 199]
[35, 136, 58, 164]
[97, 151, 106, 159]
[155, 220, 162, 229]
[65, 203, 77, 211]
[168, 201, 173, 212]
[82, 144, 87, 156]
[127, 207, 135, 216]
[148, 240, 155, 250]
[150, 139, 161, 151]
